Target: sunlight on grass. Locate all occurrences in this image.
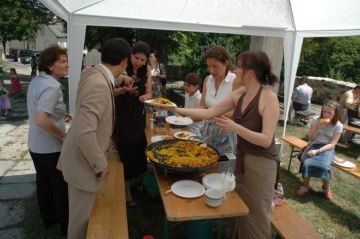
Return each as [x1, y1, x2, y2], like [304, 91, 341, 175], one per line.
[277, 122, 360, 239]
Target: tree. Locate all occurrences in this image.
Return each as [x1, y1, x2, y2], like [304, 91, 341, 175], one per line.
[174, 32, 249, 80]
[84, 26, 182, 65]
[0, 0, 54, 54]
[298, 37, 360, 83]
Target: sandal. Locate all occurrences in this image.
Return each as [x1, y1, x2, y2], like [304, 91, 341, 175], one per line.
[296, 186, 309, 196]
[322, 186, 333, 200]
[324, 190, 333, 201]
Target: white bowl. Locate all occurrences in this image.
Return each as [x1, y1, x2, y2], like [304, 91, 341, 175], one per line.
[205, 188, 224, 207]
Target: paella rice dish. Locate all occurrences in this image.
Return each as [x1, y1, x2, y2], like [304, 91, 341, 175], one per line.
[152, 97, 175, 106]
[147, 140, 218, 168]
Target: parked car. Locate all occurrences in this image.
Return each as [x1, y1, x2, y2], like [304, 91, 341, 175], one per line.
[18, 49, 34, 64]
[9, 48, 19, 61]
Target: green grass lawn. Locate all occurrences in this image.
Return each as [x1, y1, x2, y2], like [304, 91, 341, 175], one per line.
[22, 121, 360, 239]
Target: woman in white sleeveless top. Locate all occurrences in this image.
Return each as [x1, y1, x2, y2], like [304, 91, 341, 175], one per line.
[199, 46, 237, 155]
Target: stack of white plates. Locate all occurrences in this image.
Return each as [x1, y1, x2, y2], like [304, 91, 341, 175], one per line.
[202, 173, 224, 190]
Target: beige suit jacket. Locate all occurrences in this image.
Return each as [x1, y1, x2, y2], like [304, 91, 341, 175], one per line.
[58, 65, 114, 192]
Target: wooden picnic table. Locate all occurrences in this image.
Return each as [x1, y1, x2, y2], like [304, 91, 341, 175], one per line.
[145, 112, 249, 238]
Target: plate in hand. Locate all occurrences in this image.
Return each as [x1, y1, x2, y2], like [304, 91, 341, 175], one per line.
[144, 98, 176, 107]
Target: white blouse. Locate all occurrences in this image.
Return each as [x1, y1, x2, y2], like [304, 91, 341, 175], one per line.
[204, 72, 236, 108]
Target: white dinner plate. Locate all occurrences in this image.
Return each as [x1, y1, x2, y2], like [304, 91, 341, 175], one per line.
[170, 180, 205, 198]
[333, 159, 356, 169]
[144, 99, 176, 107]
[173, 131, 196, 140]
[202, 173, 224, 190]
[151, 135, 164, 143]
[166, 116, 193, 126]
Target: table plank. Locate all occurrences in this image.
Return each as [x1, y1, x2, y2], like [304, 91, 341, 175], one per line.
[87, 151, 128, 239]
[146, 113, 248, 221]
[343, 124, 360, 135]
[154, 167, 249, 222]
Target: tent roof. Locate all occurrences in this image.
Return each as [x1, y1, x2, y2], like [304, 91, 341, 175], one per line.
[43, 0, 360, 37]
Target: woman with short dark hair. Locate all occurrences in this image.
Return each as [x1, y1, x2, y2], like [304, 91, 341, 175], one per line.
[27, 44, 69, 235]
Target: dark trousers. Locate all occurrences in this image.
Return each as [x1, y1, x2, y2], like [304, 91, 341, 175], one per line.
[293, 101, 309, 111]
[30, 151, 69, 233]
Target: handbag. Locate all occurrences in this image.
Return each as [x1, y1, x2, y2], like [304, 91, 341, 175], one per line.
[298, 140, 317, 161]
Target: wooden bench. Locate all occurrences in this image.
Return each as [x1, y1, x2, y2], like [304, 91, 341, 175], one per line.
[87, 150, 128, 239]
[271, 204, 322, 239]
[293, 111, 316, 125]
[281, 135, 360, 179]
[343, 124, 360, 135]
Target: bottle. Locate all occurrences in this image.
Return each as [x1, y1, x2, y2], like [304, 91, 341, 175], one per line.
[149, 118, 155, 129]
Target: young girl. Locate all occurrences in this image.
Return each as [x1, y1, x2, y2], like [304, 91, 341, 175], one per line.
[183, 72, 203, 136]
[0, 80, 11, 116]
[296, 101, 343, 200]
[10, 68, 22, 96]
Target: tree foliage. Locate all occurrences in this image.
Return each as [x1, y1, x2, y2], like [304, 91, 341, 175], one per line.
[85, 26, 182, 65]
[172, 32, 249, 80]
[0, 0, 54, 53]
[84, 27, 249, 81]
[84, 26, 360, 84]
[298, 37, 360, 83]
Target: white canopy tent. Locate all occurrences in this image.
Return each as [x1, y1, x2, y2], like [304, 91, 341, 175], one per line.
[40, 0, 360, 134]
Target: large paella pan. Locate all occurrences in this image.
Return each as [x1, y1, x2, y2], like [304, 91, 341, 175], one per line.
[146, 139, 220, 174]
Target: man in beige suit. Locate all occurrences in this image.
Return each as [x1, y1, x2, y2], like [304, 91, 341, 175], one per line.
[58, 38, 131, 239]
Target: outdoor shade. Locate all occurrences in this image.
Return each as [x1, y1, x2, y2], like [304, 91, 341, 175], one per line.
[40, 0, 360, 133]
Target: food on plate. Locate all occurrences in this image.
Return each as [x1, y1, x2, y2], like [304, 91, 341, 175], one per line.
[152, 97, 175, 106]
[177, 132, 191, 139]
[147, 140, 218, 168]
[319, 118, 331, 124]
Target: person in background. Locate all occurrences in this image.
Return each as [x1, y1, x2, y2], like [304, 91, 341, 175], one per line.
[183, 72, 203, 136]
[31, 55, 38, 77]
[83, 41, 101, 68]
[58, 38, 131, 239]
[292, 76, 313, 111]
[148, 50, 166, 97]
[114, 41, 152, 208]
[167, 50, 280, 238]
[26, 45, 70, 235]
[198, 45, 237, 155]
[296, 101, 343, 201]
[0, 80, 11, 116]
[10, 68, 22, 97]
[339, 84, 360, 120]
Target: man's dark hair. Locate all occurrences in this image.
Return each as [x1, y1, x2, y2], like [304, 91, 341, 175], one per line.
[101, 38, 131, 65]
[355, 83, 360, 90]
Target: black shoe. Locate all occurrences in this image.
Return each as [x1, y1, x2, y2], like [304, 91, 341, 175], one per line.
[43, 220, 57, 229]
